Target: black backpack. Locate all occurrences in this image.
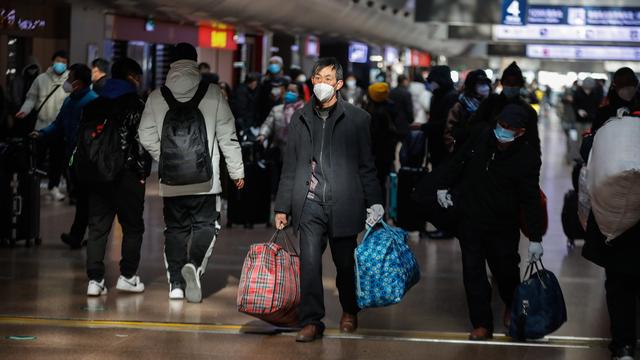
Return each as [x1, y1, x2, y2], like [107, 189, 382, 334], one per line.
[74, 101, 125, 183]
[159, 82, 212, 186]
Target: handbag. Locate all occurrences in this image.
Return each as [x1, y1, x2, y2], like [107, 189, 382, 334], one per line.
[509, 261, 567, 340]
[355, 221, 420, 309]
[237, 230, 300, 327]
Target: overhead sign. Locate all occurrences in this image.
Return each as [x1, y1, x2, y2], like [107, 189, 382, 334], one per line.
[348, 42, 368, 64]
[527, 5, 640, 27]
[384, 47, 399, 63]
[409, 50, 431, 67]
[527, 44, 640, 61]
[501, 0, 528, 26]
[494, 24, 640, 42]
[198, 22, 237, 51]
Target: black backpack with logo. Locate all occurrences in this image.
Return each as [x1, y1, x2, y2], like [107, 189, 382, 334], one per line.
[74, 98, 126, 183]
[159, 82, 212, 186]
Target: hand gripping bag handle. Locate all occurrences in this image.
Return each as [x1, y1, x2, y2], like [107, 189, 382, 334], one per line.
[268, 230, 299, 256]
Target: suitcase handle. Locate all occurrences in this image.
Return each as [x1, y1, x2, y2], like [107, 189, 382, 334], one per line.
[13, 195, 22, 216]
[269, 230, 299, 256]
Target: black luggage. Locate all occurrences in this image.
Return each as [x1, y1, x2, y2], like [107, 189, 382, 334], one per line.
[226, 140, 271, 228]
[0, 138, 42, 247]
[561, 190, 585, 243]
[396, 167, 427, 231]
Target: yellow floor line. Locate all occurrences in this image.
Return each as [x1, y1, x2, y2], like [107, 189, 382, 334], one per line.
[0, 315, 608, 349]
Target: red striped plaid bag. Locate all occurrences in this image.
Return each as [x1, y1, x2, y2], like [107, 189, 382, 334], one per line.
[237, 231, 300, 326]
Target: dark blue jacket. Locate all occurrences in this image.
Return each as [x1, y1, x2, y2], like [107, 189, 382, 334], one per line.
[40, 87, 98, 157]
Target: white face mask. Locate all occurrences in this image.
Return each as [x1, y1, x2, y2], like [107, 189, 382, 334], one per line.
[313, 83, 336, 103]
[346, 79, 357, 89]
[271, 87, 282, 99]
[63, 80, 74, 93]
[617, 86, 637, 102]
[296, 75, 307, 83]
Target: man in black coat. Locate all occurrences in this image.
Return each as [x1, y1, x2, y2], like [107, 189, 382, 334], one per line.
[436, 104, 545, 341]
[423, 65, 458, 168]
[231, 73, 258, 132]
[274, 58, 383, 343]
[389, 74, 413, 139]
[469, 62, 541, 156]
[80, 58, 152, 297]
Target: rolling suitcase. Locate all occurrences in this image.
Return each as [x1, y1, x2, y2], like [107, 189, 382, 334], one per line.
[0, 138, 42, 247]
[561, 190, 585, 246]
[396, 167, 427, 231]
[227, 141, 271, 228]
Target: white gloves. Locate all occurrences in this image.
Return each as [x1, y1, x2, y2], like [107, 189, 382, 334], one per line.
[366, 204, 385, 228]
[528, 242, 544, 263]
[437, 189, 453, 209]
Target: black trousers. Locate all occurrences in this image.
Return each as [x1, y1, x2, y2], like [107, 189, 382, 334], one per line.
[86, 170, 145, 280]
[458, 224, 521, 331]
[163, 194, 217, 285]
[605, 268, 640, 354]
[68, 166, 89, 244]
[298, 200, 359, 330]
[37, 135, 65, 189]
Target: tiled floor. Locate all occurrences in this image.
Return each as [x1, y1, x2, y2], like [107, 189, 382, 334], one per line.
[0, 110, 618, 359]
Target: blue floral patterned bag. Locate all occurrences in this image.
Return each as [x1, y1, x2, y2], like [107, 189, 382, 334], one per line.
[355, 221, 420, 309]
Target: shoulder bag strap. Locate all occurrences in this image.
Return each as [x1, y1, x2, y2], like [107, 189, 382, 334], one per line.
[35, 84, 61, 115]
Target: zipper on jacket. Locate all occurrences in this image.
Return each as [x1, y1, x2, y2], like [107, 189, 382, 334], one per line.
[486, 152, 495, 171]
[320, 118, 327, 202]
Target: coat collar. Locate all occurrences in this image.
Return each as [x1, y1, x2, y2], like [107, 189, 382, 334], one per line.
[299, 96, 346, 129]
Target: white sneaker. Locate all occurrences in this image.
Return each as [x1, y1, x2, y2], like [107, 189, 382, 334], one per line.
[50, 186, 66, 201]
[87, 279, 107, 296]
[169, 284, 185, 300]
[116, 275, 145, 293]
[181, 264, 202, 303]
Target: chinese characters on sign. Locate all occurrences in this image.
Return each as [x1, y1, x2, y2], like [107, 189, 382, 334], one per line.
[0, 8, 46, 31]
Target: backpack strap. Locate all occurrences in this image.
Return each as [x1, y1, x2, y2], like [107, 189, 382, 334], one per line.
[160, 85, 180, 109]
[161, 82, 209, 109]
[188, 81, 210, 107]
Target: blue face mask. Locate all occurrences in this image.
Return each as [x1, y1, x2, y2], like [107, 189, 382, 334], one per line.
[267, 63, 281, 75]
[476, 84, 491, 98]
[284, 91, 298, 104]
[502, 86, 520, 99]
[494, 123, 517, 143]
[52, 62, 67, 75]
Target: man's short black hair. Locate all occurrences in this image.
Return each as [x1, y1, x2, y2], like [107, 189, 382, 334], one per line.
[198, 62, 211, 71]
[111, 58, 143, 80]
[51, 50, 68, 62]
[245, 72, 259, 84]
[397, 74, 408, 84]
[68, 64, 92, 87]
[312, 57, 344, 81]
[91, 58, 110, 75]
